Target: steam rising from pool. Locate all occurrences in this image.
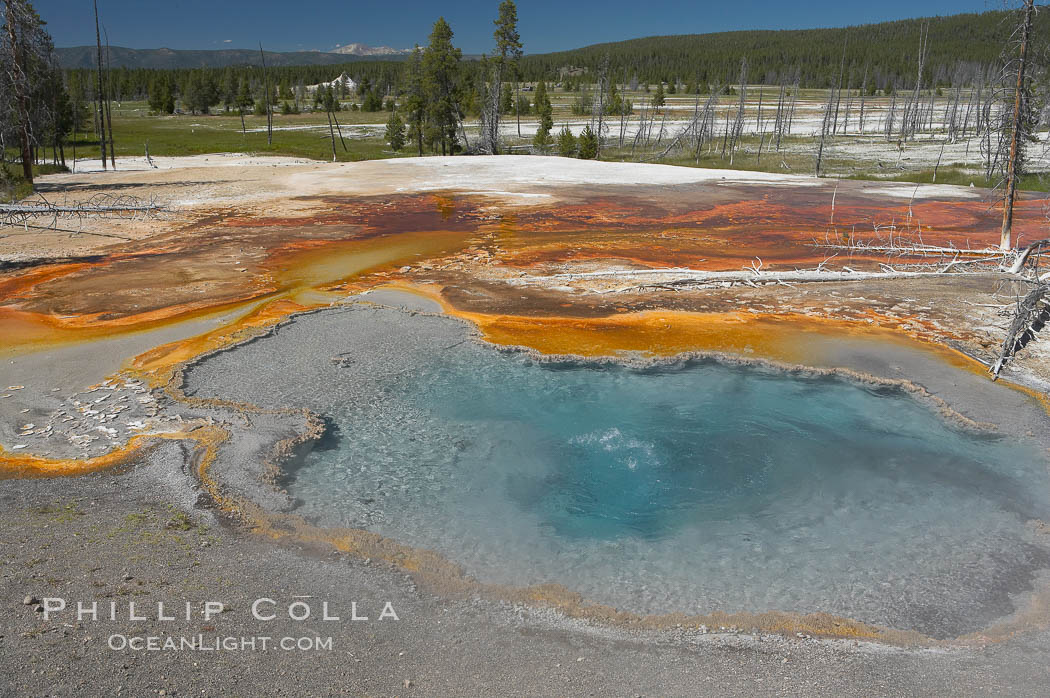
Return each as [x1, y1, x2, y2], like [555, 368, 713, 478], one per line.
[185, 306, 1050, 637]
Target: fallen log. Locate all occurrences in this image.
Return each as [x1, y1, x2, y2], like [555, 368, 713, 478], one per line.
[0, 202, 160, 215]
[0, 193, 165, 225]
[1006, 238, 1050, 275]
[991, 283, 1050, 379]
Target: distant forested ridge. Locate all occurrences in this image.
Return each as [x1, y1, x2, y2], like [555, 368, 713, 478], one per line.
[54, 46, 383, 70]
[515, 8, 1049, 89]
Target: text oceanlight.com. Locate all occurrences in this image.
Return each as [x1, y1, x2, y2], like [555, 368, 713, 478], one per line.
[32, 597, 400, 652]
[108, 635, 334, 652]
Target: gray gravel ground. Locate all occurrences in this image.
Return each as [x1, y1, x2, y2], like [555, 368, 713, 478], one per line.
[2, 455, 1050, 697]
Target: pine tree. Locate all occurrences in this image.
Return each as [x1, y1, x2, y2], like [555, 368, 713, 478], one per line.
[221, 67, 236, 112]
[362, 88, 383, 112]
[557, 124, 577, 157]
[162, 81, 175, 114]
[235, 78, 253, 111]
[148, 78, 166, 113]
[651, 82, 665, 107]
[533, 80, 553, 149]
[500, 83, 513, 114]
[422, 17, 462, 155]
[401, 45, 426, 156]
[482, 0, 523, 154]
[577, 124, 598, 158]
[386, 111, 406, 151]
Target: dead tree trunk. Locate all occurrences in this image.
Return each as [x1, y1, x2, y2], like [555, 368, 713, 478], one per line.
[593, 56, 609, 157]
[858, 62, 869, 133]
[103, 26, 116, 168]
[885, 85, 897, 142]
[1001, 0, 1035, 251]
[331, 111, 348, 151]
[92, 0, 107, 170]
[905, 22, 929, 141]
[259, 43, 272, 145]
[843, 73, 854, 133]
[756, 88, 763, 134]
[773, 83, 786, 151]
[816, 87, 833, 175]
[325, 109, 337, 161]
[619, 75, 628, 147]
[482, 60, 503, 154]
[991, 283, 1049, 378]
[515, 78, 522, 138]
[729, 58, 747, 164]
[831, 40, 847, 136]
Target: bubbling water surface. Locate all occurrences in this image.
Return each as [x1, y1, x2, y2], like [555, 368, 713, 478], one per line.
[185, 307, 1050, 637]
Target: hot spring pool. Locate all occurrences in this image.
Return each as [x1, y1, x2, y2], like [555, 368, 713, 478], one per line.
[185, 305, 1050, 638]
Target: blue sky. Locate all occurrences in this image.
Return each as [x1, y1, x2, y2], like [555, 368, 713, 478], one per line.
[40, 0, 998, 54]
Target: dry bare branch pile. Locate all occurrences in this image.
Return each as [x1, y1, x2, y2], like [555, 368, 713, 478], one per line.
[0, 193, 166, 237]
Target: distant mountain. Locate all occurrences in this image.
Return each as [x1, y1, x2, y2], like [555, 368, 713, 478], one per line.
[54, 46, 400, 70]
[330, 43, 411, 57]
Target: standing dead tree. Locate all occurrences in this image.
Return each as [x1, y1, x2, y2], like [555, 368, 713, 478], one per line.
[831, 40, 847, 136]
[591, 55, 610, 156]
[618, 71, 629, 147]
[841, 65, 855, 134]
[772, 82, 786, 151]
[884, 82, 899, 143]
[652, 85, 720, 161]
[480, 0, 522, 154]
[755, 87, 763, 135]
[815, 86, 834, 175]
[857, 62, 869, 134]
[786, 77, 799, 137]
[259, 43, 272, 145]
[102, 23, 115, 168]
[318, 87, 342, 161]
[728, 58, 747, 164]
[905, 21, 930, 142]
[92, 0, 106, 169]
[1000, 0, 1036, 250]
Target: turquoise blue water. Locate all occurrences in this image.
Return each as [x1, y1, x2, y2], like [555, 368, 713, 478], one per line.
[185, 309, 1050, 637]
